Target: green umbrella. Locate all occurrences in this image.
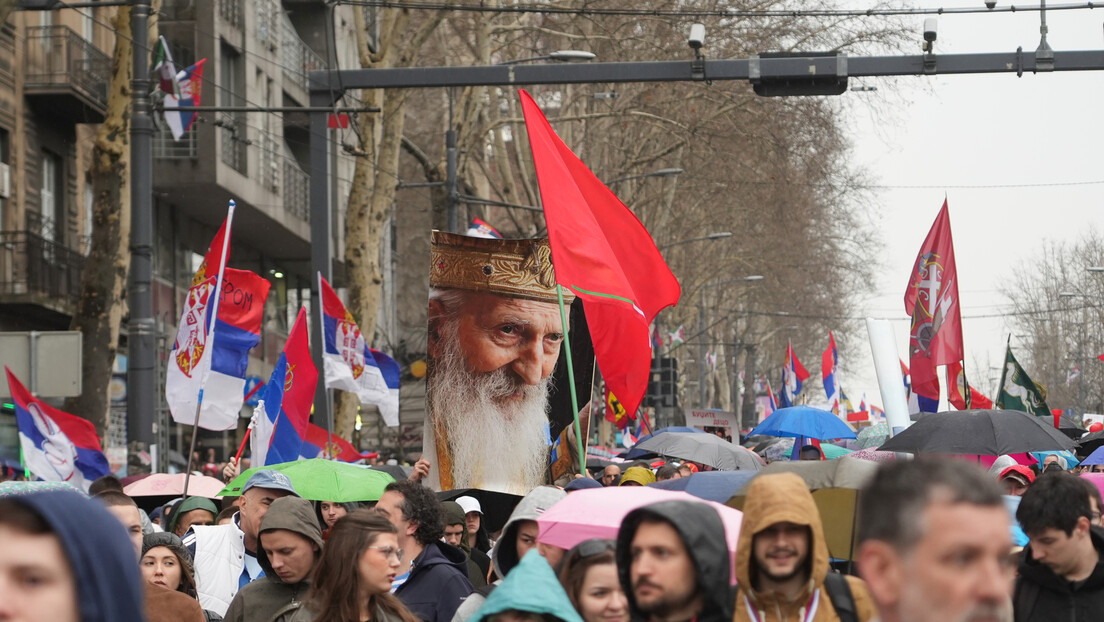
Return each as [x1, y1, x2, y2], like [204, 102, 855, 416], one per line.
[218, 459, 395, 502]
[855, 422, 889, 449]
[819, 443, 854, 460]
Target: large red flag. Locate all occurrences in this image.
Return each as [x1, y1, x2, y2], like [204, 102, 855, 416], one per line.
[946, 360, 993, 410]
[519, 90, 681, 418]
[904, 200, 963, 399]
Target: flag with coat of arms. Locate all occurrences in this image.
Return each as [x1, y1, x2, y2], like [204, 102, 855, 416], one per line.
[250, 309, 317, 468]
[163, 58, 207, 140]
[779, 341, 810, 407]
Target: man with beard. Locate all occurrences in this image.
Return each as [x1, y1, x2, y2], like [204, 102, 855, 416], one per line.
[424, 232, 572, 494]
[856, 459, 1015, 622]
[734, 472, 876, 622]
[615, 500, 733, 622]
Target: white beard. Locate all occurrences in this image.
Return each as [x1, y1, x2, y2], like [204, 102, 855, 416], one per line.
[427, 321, 552, 495]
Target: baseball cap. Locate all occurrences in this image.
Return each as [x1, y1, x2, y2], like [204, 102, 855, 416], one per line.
[999, 465, 1035, 487]
[241, 470, 299, 496]
[455, 495, 482, 515]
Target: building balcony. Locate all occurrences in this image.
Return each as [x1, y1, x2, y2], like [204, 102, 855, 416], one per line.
[0, 231, 85, 317]
[24, 26, 111, 124]
[281, 13, 326, 105]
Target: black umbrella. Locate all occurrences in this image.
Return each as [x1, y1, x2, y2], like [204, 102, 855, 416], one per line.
[879, 409, 1076, 455]
[368, 464, 413, 480]
[1077, 431, 1104, 456]
[1054, 414, 1084, 440]
[436, 488, 523, 534]
[633, 433, 763, 471]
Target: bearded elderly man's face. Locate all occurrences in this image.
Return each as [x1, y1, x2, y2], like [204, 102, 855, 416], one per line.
[428, 289, 565, 490]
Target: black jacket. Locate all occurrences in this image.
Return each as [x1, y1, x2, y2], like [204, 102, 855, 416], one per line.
[1015, 526, 1104, 622]
[396, 541, 474, 622]
[616, 500, 734, 622]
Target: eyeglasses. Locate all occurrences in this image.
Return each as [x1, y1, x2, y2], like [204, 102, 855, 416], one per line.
[367, 545, 404, 562]
[571, 539, 616, 559]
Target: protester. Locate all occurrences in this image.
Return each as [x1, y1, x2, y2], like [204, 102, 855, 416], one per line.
[558, 539, 629, 622]
[443, 500, 491, 588]
[616, 500, 733, 622]
[999, 466, 1034, 497]
[317, 500, 359, 539]
[0, 491, 146, 622]
[98, 491, 206, 622]
[1014, 472, 1104, 621]
[734, 472, 876, 622]
[654, 464, 680, 482]
[618, 466, 655, 487]
[376, 479, 473, 622]
[170, 496, 219, 537]
[798, 445, 824, 461]
[294, 510, 421, 622]
[601, 465, 622, 487]
[472, 550, 584, 622]
[456, 486, 569, 622]
[564, 478, 604, 492]
[677, 464, 696, 478]
[141, 531, 196, 595]
[457, 495, 493, 554]
[1042, 454, 1068, 473]
[856, 458, 1014, 622]
[216, 506, 237, 525]
[224, 496, 324, 622]
[182, 469, 300, 616]
[89, 474, 125, 496]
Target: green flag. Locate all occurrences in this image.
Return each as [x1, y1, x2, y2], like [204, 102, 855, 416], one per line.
[995, 343, 1050, 416]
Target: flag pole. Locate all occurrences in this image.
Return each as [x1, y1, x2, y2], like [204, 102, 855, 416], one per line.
[556, 285, 587, 477]
[183, 200, 236, 500]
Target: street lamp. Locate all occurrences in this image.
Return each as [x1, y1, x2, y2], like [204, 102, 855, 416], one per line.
[605, 167, 685, 187]
[498, 50, 598, 66]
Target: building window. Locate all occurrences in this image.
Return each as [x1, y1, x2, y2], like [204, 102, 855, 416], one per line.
[40, 151, 62, 245]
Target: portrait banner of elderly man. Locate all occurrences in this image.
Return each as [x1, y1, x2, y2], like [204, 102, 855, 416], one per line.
[424, 231, 595, 495]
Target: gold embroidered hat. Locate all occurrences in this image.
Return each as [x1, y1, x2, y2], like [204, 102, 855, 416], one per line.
[429, 231, 573, 304]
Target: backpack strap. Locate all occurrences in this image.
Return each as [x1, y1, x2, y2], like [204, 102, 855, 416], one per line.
[822, 572, 857, 622]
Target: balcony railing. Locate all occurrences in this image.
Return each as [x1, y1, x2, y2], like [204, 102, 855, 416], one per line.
[281, 14, 325, 92]
[153, 122, 198, 159]
[24, 26, 111, 114]
[218, 0, 243, 30]
[283, 158, 309, 222]
[0, 231, 85, 305]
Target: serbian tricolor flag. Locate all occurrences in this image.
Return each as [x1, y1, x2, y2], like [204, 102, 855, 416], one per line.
[319, 275, 401, 426]
[779, 341, 810, 408]
[901, 358, 940, 414]
[946, 360, 993, 410]
[167, 208, 271, 430]
[164, 58, 206, 140]
[822, 331, 839, 412]
[465, 217, 503, 239]
[520, 90, 680, 419]
[6, 367, 109, 490]
[765, 377, 778, 418]
[904, 200, 963, 401]
[301, 423, 362, 462]
[251, 309, 317, 467]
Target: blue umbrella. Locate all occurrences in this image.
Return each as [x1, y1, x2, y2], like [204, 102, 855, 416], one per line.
[622, 426, 709, 459]
[747, 405, 857, 440]
[1081, 447, 1104, 466]
[650, 471, 759, 503]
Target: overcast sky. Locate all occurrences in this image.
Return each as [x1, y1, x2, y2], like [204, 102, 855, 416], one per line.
[833, 2, 1104, 410]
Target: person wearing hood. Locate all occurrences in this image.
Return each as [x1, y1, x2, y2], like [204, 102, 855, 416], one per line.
[615, 500, 732, 622]
[734, 473, 876, 622]
[618, 467, 655, 487]
[0, 490, 146, 622]
[170, 497, 219, 537]
[471, 550, 584, 622]
[1014, 471, 1104, 621]
[376, 479, 473, 622]
[224, 496, 324, 622]
[443, 500, 490, 587]
[453, 486, 568, 622]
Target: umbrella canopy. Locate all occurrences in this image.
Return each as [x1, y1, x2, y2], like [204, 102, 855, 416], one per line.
[747, 405, 857, 440]
[367, 464, 413, 481]
[820, 443, 854, 460]
[1081, 446, 1104, 466]
[1078, 431, 1104, 456]
[847, 448, 897, 463]
[622, 427, 708, 459]
[727, 457, 879, 561]
[125, 473, 226, 498]
[1054, 414, 1084, 440]
[0, 481, 86, 497]
[632, 433, 762, 471]
[437, 488, 523, 534]
[535, 486, 742, 584]
[854, 422, 890, 449]
[650, 471, 758, 503]
[1082, 473, 1104, 502]
[219, 459, 395, 502]
[878, 409, 1076, 456]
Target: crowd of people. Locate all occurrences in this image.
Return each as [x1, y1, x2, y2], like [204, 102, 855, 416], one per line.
[3, 453, 1104, 622]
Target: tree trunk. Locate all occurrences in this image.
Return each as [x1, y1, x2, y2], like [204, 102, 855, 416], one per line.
[63, 7, 135, 436]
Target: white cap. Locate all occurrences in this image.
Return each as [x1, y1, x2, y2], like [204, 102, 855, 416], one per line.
[455, 495, 482, 515]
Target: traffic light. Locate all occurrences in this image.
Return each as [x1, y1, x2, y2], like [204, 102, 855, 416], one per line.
[645, 357, 679, 409]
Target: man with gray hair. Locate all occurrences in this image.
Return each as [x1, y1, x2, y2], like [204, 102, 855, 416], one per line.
[423, 231, 572, 494]
[855, 458, 1015, 622]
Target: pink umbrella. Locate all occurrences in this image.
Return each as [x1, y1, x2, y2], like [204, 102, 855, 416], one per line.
[847, 448, 897, 463]
[1081, 473, 1104, 501]
[123, 473, 226, 498]
[536, 486, 742, 584]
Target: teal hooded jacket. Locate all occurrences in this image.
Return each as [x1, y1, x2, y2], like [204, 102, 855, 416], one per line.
[471, 550, 583, 622]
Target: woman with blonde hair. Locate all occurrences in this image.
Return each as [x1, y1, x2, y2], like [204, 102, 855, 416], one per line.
[293, 509, 421, 622]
